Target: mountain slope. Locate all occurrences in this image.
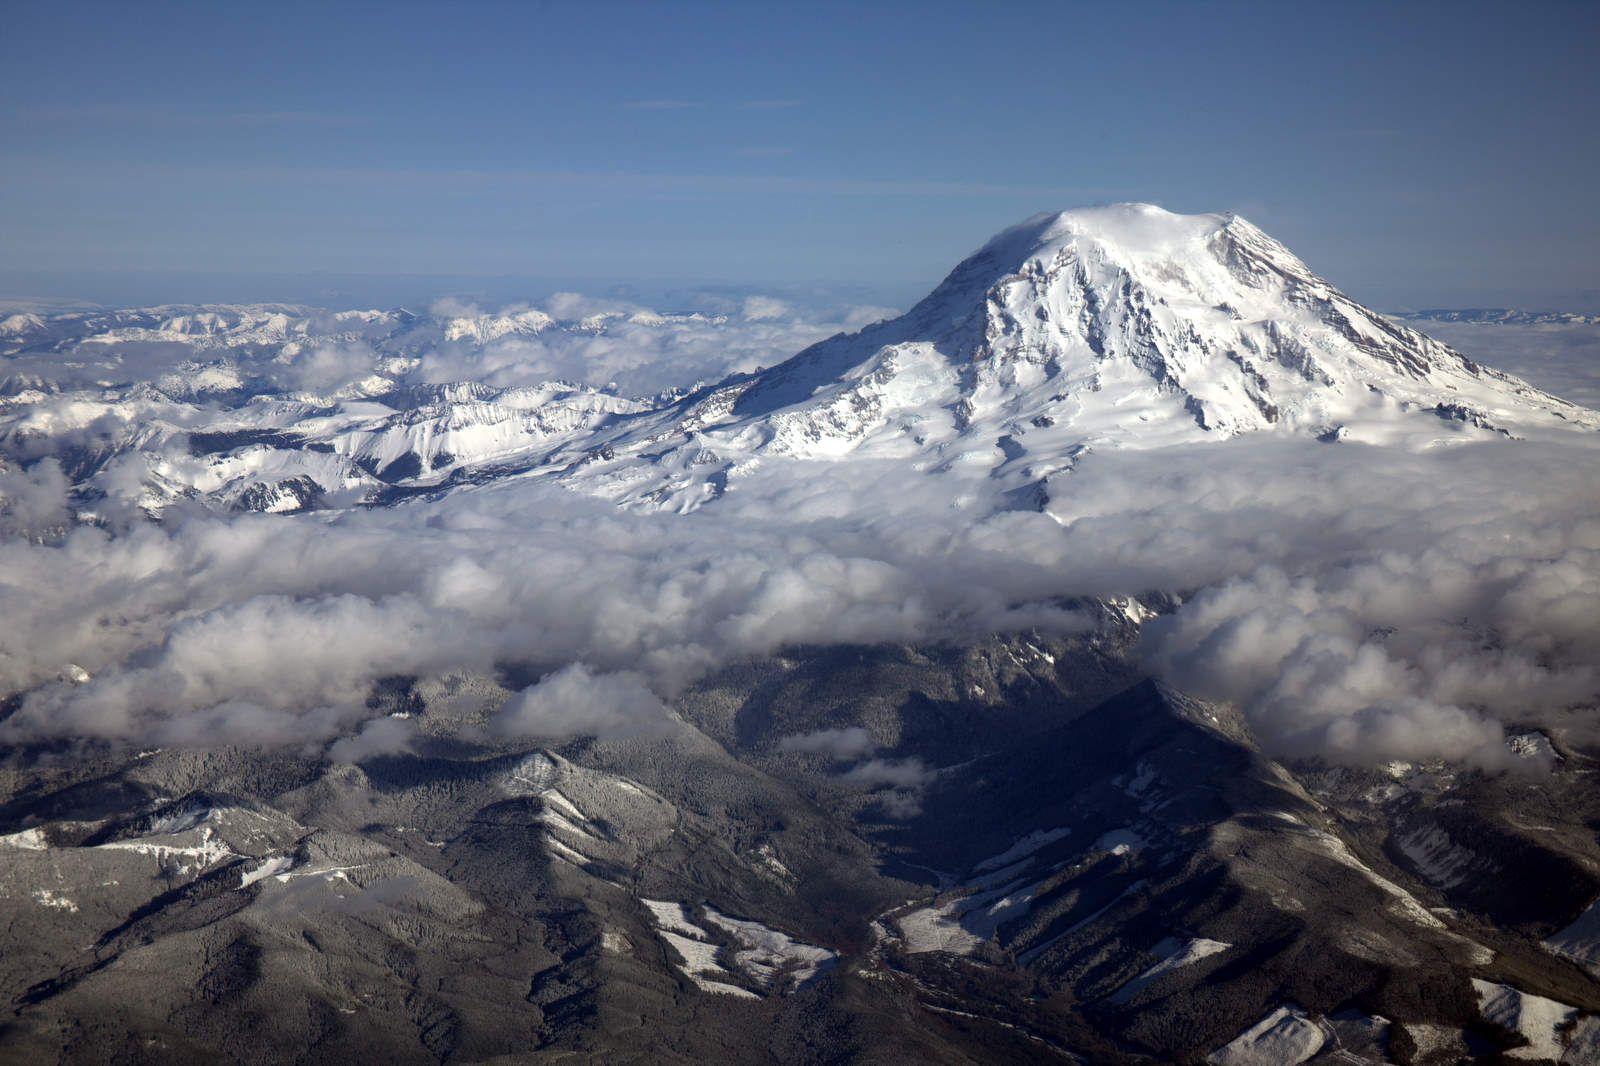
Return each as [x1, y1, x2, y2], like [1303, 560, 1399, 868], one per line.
[2, 205, 1593, 519]
[6, 632, 1600, 1063]
[551, 205, 1595, 511]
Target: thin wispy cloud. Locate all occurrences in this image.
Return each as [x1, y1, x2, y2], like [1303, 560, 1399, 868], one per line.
[16, 156, 1108, 202]
[618, 99, 801, 112]
[620, 99, 703, 110]
[1330, 127, 1406, 139]
[10, 105, 368, 128]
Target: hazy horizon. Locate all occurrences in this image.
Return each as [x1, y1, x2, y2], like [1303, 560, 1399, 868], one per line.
[4, 2, 1598, 311]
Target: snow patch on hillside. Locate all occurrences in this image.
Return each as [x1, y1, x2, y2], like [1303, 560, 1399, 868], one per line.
[1472, 979, 1576, 1061]
[1207, 1005, 1328, 1065]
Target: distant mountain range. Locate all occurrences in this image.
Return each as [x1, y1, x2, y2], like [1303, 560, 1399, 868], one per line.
[1397, 309, 1600, 326]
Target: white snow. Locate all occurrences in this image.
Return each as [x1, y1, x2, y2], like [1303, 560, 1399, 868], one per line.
[1507, 731, 1558, 763]
[32, 889, 79, 913]
[543, 833, 592, 867]
[657, 929, 725, 976]
[271, 862, 367, 885]
[1563, 1016, 1600, 1064]
[1108, 597, 1155, 625]
[1393, 824, 1480, 889]
[97, 825, 238, 872]
[897, 876, 1049, 956]
[0, 828, 48, 850]
[1207, 1005, 1329, 1066]
[1299, 827, 1445, 929]
[536, 203, 1598, 514]
[1546, 895, 1600, 980]
[1111, 937, 1232, 1002]
[684, 977, 760, 999]
[896, 897, 989, 956]
[640, 899, 764, 999]
[973, 827, 1071, 872]
[145, 803, 218, 836]
[1121, 761, 1160, 797]
[754, 842, 794, 880]
[1472, 979, 1576, 1061]
[535, 808, 599, 843]
[641, 899, 705, 939]
[13, 206, 1591, 522]
[1094, 827, 1146, 856]
[700, 907, 837, 991]
[239, 855, 296, 888]
[541, 788, 586, 822]
[504, 756, 614, 863]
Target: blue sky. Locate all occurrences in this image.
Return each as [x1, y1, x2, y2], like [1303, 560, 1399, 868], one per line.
[2, 0, 1596, 308]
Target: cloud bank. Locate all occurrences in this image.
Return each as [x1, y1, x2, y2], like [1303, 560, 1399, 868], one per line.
[0, 307, 1597, 769]
[1413, 320, 1600, 412]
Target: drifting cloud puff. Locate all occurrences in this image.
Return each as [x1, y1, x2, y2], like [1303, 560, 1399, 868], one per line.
[777, 726, 876, 759]
[0, 458, 68, 537]
[329, 715, 415, 763]
[837, 757, 935, 818]
[491, 664, 673, 741]
[837, 757, 933, 790]
[276, 342, 382, 392]
[741, 295, 792, 321]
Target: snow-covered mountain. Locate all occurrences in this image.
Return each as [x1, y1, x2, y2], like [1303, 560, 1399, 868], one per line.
[0, 300, 783, 515]
[0, 302, 726, 362]
[3, 205, 1594, 519]
[1400, 308, 1600, 326]
[545, 204, 1596, 512]
[6, 209, 1600, 1064]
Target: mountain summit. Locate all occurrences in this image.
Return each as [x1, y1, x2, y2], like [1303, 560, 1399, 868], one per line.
[558, 204, 1594, 511]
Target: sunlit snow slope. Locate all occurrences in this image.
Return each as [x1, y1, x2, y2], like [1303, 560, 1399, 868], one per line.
[2, 205, 1592, 518]
[550, 204, 1595, 512]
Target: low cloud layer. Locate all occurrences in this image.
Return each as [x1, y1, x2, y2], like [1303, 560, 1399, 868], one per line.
[492, 664, 673, 742]
[1415, 320, 1600, 411]
[1, 311, 1598, 768]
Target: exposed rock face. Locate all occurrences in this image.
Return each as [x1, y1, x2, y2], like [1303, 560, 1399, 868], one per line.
[3, 627, 1600, 1062]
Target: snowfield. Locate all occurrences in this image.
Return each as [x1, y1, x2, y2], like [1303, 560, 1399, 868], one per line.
[641, 898, 834, 997]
